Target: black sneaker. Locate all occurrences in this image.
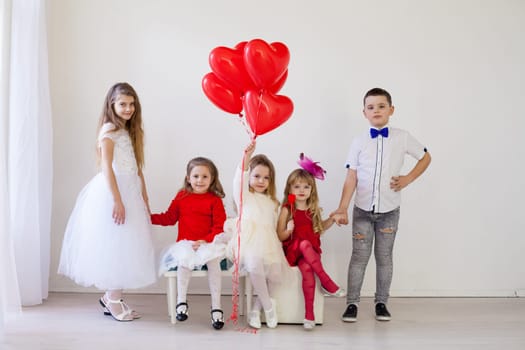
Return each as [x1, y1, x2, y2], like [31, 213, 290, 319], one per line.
[375, 302, 391, 321]
[341, 303, 358, 322]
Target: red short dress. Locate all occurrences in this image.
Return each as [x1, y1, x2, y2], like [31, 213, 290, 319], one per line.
[282, 207, 322, 266]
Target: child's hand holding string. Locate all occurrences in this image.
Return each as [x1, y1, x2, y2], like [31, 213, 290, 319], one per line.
[286, 219, 295, 233]
[243, 140, 256, 170]
[245, 140, 256, 158]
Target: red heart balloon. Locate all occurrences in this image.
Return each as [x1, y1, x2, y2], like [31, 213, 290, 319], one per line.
[234, 41, 247, 50]
[202, 72, 243, 114]
[243, 90, 294, 136]
[269, 69, 288, 94]
[209, 45, 256, 94]
[244, 39, 290, 89]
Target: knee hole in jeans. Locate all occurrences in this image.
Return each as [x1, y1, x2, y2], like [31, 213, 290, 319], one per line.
[379, 227, 395, 234]
[353, 232, 366, 240]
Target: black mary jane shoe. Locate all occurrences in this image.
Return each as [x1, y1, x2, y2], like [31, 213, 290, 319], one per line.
[211, 309, 224, 330]
[176, 302, 189, 322]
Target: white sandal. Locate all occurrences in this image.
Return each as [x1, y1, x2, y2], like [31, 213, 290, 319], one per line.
[99, 297, 134, 322]
[100, 298, 141, 319]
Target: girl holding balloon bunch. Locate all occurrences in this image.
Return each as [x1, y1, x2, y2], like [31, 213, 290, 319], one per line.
[277, 154, 346, 330]
[203, 39, 295, 329]
[225, 140, 287, 329]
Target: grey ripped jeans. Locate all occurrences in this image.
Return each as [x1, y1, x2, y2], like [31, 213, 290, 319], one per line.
[346, 206, 400, 305]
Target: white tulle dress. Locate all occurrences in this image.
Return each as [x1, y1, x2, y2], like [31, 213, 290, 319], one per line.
[58, 123, 156, 290]
[225, 166, 287, 282]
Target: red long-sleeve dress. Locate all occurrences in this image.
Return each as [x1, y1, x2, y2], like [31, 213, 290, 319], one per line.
[151, 190, 227, 272]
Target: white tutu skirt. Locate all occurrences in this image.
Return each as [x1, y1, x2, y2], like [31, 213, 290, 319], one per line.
[225, 218, 285, 283]
[58, 172, 156, 290]
[160, 236, 227, 274]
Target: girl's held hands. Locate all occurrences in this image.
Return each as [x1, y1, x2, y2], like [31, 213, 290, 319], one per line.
[330, 210, 348, 225]
[331, 213, 346, 226]
[113, 200, 125, 225]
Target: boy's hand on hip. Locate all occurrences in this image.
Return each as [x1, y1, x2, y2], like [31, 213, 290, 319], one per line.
[390, 176, 410, 192]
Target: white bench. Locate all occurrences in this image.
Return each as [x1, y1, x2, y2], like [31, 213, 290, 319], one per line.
[164, 260, 251, 324]
[165, 263, 324, 325]
[268, 266, 324, 324]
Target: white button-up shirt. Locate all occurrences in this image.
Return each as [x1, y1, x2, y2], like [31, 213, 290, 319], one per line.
[345, 126, 426, 213]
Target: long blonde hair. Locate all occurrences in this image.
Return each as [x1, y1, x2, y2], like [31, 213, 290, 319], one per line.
[249, 154, 279, 209]
[97, 82, 145, 169]
[282, 169, 324, 234]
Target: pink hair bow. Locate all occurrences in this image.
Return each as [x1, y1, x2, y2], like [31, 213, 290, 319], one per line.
[297, 153, 326, 180]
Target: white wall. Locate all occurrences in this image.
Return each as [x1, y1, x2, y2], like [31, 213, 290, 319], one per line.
[47, 0, 525, 296]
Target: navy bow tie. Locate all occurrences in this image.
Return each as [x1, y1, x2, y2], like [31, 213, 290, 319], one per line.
[370, 127, 389, 138]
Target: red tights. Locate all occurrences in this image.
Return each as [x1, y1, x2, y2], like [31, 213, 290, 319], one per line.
[296, 240, 339, 321]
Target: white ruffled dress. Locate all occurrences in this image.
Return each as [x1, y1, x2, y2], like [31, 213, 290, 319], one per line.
[58, 123, 156, 290]
[225, 166, 287, 282]
[160, 235, 228, 274]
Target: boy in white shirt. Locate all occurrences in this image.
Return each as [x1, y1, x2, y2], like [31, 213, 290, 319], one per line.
[332, 88, 431, 322]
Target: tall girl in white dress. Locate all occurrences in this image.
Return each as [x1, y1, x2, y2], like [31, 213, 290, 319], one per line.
[58, 82, 156, 322]
[226, 141, 287, 329]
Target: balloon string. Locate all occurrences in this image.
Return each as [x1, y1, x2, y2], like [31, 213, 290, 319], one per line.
[227, 152, 243, 325]
[227, 148, 257, 334]
[238, 116, 254, 140]
[253, 90, 264, 137]
[228, 111, 259, 333]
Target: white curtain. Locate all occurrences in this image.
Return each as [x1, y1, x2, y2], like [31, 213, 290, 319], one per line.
[1, 0, 20, 332]
[0, 0, 52, 329]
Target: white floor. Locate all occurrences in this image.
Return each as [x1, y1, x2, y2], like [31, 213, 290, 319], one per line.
[2, 293, 524, 350]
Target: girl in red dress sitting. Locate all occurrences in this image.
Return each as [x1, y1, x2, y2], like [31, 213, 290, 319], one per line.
[277, 154, 346, 330]
[151, 157, 227, 330]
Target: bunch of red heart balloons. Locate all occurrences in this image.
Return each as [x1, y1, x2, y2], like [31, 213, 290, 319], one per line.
[202, 39, 294, 137]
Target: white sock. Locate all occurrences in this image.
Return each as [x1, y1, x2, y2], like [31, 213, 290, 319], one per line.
[206, 258, 222, 310]
[177, 267, 191, 304]
[249, 273, 272, 311]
